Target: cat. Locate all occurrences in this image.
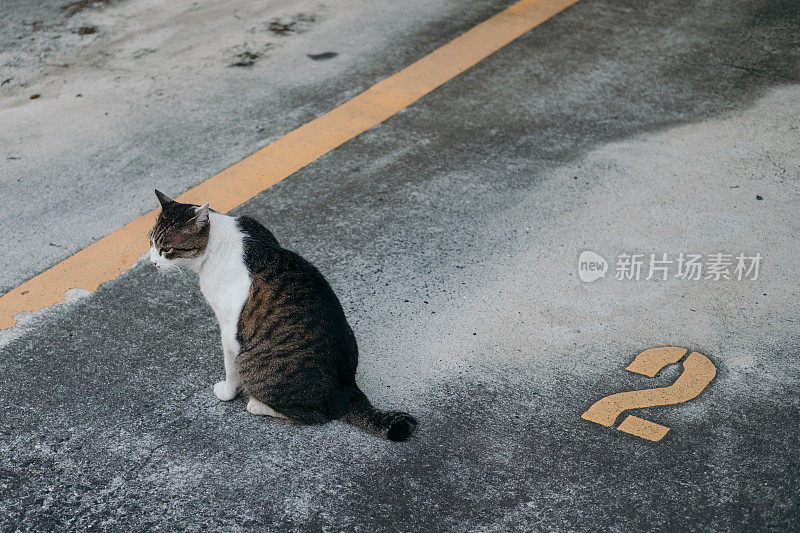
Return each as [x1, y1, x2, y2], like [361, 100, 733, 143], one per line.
[148, 189, 417, 441]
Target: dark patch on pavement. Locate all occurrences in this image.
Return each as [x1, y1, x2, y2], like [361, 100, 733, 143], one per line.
[268, 21, 295, 35]
[72, 25, 97, 35]
[307, 51, 338, 61]
[229, 51, 261, 68]
[267, 13, 316, 36]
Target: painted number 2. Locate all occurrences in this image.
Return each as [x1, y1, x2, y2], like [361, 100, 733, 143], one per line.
[581, 347, 717, 442]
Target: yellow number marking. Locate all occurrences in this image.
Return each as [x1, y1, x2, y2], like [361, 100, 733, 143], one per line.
[581, 347, 717, 442]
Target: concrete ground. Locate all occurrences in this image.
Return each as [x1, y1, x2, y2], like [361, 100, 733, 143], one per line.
[1, 0, 798, 531]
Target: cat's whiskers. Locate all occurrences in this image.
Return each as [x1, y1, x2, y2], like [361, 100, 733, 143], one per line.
[173, 266, 191, 284]
[157, 263, 185, 281]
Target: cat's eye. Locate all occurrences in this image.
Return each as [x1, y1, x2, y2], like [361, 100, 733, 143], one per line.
[159, 247, 172, 255]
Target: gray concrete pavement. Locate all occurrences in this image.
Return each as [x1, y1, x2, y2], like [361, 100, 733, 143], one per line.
[0, 0, 516, 293]
[2, 0, 799, 531]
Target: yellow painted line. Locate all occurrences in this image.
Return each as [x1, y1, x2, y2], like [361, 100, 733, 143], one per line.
[0, 0, 581, 330]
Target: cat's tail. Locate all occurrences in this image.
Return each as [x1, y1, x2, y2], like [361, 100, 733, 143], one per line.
[340, 388, 418, 442]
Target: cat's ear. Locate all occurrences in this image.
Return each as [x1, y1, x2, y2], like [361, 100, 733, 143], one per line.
[192, 203, 210, 229]
[154, 189, 175, 209]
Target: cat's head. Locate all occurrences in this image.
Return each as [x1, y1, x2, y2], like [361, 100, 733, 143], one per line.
[148, 189, 210, 271]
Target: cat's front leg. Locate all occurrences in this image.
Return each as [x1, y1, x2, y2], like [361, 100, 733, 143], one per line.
[213, 324, 241, 401]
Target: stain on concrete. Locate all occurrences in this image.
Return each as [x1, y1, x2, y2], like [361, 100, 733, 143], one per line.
[307, 51, 338, 61]
[229, 50, 261, 68]
[266, 13, 316, 36]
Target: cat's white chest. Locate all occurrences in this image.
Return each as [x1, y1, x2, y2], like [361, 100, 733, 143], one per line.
[199, 266, 250, 327]
[197, 213, 252, 329]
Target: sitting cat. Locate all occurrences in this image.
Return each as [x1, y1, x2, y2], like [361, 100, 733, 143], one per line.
[148, 190, 417, 441]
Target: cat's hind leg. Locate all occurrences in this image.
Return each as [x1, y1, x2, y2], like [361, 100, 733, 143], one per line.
[246, 397, 287, 419]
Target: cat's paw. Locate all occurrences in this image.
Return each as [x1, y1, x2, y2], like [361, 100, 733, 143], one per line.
[213, 380, 239, 401]
[246, 398, 286, 418]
